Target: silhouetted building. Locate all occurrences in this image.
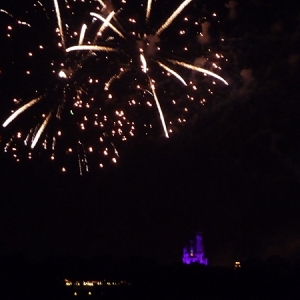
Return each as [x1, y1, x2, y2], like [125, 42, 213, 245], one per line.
[182, 232, 208, 265]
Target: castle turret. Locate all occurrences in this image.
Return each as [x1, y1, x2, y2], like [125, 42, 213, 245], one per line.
[196, 232, 203, 253]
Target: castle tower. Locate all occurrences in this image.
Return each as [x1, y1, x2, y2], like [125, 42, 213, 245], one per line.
[196, 232, 203, 253]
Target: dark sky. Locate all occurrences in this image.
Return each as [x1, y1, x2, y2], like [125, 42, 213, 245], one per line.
[1, 0, 300, 266]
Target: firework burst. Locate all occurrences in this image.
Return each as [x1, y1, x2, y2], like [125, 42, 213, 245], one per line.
[1, 0, 229, 174]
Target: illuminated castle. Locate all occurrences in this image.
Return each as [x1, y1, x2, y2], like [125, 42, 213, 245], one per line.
[182, 232, 208, 265]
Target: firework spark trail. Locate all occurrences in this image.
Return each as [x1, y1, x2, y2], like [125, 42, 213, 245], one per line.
[24, 132, 31, 146]
[111, 142, 119, 157]
[140, 53, 169, 138]
[97, 0, 107, 9]
[2, 97, 43, 127]
[148, 77, 169, 138]
[37, 1, 50, 19]
[90, 12, 125, 39]
[81, 11, 117, 64]
[78, 11, 116, 65]
[96, 1, 124, 32]
[105, 68, 129, 90]
[66, 45, 117, 52]
[97, 11, 116, 36]
[82, 145, 89, 172]
[56, 97, 66, 119]
[31, 112, 52, 148]
[52, 137, 56, 151]
[0, 9, 14, 18]
[157, 61, 187, 86]
[77, 144, 83, 175]
[53, 0, 65, 49]
[146, 0, 153, 20]
[0, 9, 31, 27]
[168, 60, 229, 85]
[156, 0, 192, 36]
[140, 54, 169, 137]
[78, 24, 87, 45]
[77, 141, 89, 175]
[140, 53, 148, 73]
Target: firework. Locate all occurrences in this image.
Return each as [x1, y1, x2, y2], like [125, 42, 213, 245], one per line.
[1, 0, 229, 174]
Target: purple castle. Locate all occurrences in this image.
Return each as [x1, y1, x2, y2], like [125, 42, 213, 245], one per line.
[182, 232, 208, 265]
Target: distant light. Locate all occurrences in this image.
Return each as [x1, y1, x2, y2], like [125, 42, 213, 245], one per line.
[234, 261, 242, 270]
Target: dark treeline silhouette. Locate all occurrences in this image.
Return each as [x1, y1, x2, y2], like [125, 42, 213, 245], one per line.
[1, 254, 300, 299]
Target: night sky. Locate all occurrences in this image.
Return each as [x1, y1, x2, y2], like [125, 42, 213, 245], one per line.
[1, 0, 300, 266]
